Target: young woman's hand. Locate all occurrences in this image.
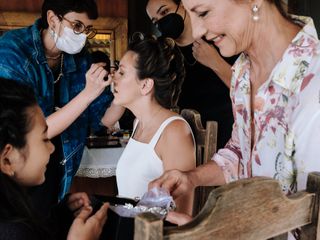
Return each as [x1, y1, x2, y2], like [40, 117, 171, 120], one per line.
[67, 192, 91, 216]
[67, 202, 109, 240]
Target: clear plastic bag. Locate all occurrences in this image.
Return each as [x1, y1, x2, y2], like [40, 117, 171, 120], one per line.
[110, 187, 176, 219]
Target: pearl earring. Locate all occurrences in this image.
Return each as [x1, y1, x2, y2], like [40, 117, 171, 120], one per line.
[252, 5, 259, 22]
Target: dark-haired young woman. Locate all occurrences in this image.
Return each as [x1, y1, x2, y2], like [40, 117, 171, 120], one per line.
[0, 78, 109, 240]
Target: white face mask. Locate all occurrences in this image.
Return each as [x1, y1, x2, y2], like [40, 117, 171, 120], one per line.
[51, 26, 87, 54]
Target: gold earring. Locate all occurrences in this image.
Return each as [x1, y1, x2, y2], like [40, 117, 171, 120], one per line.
[252, 5, 259, 22]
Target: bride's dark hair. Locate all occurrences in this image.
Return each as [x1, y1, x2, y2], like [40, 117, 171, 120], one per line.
[128, 32, 185, 109]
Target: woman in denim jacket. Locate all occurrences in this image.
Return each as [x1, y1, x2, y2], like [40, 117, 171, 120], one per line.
[0, 0, 113, 218]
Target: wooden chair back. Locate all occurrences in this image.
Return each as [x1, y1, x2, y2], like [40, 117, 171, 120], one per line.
[134, 172, 320, 240]
[180, 109, 218, 215]
[181, 109, 217, 166]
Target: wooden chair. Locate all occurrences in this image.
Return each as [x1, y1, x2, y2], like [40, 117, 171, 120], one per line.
[180, 109, 218, 215]
[134, 172, 320, 240]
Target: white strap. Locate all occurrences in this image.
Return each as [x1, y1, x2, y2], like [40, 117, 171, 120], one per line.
[149, 116, 189, 148]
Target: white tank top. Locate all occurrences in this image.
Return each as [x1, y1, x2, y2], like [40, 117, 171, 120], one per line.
[116, 116, 192, 199]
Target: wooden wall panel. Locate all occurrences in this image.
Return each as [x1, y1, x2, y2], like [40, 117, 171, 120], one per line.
[97, 0, 128, 18]
[0, 0, 43, 12]
[0, 0, 128, 18]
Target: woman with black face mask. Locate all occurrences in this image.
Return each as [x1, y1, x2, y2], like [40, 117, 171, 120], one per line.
[146, 0, 237, 149]
[155, 1, 187, 39]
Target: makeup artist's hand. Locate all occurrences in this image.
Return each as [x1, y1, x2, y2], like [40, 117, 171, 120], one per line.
[83, 63, 112, 102]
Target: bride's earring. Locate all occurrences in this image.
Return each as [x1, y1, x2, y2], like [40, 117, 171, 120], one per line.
[252, 5, 259, 22]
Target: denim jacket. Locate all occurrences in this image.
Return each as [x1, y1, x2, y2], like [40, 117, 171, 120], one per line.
[0, 19, 113, 199]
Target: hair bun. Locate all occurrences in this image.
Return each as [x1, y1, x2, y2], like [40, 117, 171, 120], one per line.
[127, 33, 185, 109]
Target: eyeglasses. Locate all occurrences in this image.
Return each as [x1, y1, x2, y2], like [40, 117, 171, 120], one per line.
[60, 16, 97, 39]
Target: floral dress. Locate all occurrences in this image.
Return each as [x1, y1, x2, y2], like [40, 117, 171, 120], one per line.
[213, 16, 320, 194]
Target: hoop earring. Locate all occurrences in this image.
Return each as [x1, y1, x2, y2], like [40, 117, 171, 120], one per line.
[252, 5, 259, 22]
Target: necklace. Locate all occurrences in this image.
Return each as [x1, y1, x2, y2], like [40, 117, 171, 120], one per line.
[184, 57, 197, 66]
[46, 53, 62, 60]
[54, 54, 64, 84]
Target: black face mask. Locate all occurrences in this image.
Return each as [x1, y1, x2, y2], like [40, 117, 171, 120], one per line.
[155, 5, 185, 39]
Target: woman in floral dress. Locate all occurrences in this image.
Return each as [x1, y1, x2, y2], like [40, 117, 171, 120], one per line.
[149, 0, 320, 231]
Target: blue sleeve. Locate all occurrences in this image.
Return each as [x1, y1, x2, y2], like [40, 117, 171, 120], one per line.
[0, 65, 26, 82]
[0, 46, 31, 84]
[0, 35, 36, 89]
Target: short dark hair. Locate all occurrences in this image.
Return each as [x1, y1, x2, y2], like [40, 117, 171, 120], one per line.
[91, 51, 111, 73]
[41, 0, 98, 29]
[128, 33, 185, 109]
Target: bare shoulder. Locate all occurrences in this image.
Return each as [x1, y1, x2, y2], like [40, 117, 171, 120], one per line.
[162, 117, 192, 139]
[158, 117, 194, 152]
[157, 116, 195, 170]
